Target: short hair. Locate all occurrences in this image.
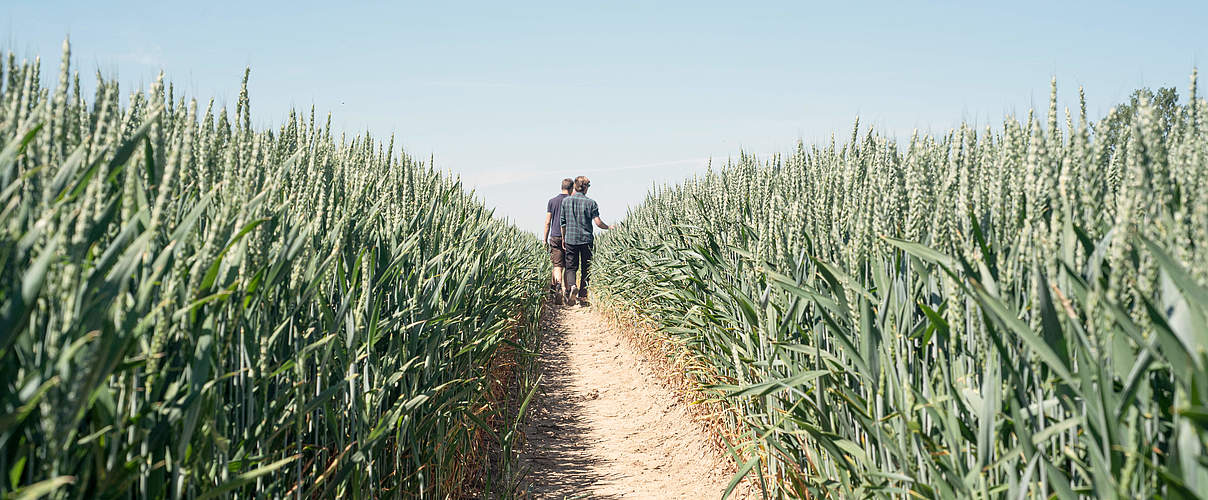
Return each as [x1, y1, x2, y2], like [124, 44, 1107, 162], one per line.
[574, 176, 590, 193]
[561, 178, 574, 191]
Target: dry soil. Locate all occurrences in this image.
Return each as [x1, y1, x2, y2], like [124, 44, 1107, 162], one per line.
[518, 303, 739, 499]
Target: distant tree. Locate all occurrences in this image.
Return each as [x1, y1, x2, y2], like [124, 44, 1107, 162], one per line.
[1095, 87, 1179, 163]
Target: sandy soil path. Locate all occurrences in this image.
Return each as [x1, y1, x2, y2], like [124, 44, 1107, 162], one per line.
[518, 303, 737, 499]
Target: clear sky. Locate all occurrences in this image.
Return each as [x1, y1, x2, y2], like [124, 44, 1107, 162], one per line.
[5, 1, 1205, 234]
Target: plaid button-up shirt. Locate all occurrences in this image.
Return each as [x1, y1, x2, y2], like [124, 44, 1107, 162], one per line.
[559, 193, 600, 245]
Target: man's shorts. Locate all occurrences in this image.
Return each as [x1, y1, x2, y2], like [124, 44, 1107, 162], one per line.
[549, 236, 565, 267]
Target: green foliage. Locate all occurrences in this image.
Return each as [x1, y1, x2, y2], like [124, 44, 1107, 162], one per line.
[1097, 86, 1180, 161]
[596, 76, 1208, 498]
[0, 41, 547, 498]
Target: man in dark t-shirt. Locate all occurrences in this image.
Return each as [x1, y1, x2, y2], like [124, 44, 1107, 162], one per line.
[543, 178, 574, 303]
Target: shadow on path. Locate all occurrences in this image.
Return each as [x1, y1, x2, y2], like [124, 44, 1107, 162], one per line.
[517, 303, 738, 499]
[518, 306, 618, 499]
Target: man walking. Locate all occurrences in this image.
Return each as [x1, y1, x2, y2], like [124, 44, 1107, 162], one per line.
[559, 176, 615, 306]
[543, 178, 574, 304]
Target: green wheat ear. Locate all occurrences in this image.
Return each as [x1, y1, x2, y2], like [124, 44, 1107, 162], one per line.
[0, 38, 546, 498]
[593, 72, 1208, 499]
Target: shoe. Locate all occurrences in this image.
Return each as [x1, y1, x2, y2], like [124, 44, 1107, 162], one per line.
[552, 289, 562, 305]
[566, 285, 577, 306]
[578, 298, 590, 307]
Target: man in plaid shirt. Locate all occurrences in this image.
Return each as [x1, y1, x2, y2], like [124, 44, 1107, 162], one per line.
[558, 176, 616, 306]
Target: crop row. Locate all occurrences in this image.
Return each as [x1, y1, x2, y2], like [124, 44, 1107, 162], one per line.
[595, 80, 1208, 498]
[0, 42, 546, 498]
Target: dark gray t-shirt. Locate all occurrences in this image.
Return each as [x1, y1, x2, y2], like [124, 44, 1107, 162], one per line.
[546, 193, 569, 238]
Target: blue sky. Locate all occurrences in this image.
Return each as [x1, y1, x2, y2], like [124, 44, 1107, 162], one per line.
[5, 1, 1205, 234]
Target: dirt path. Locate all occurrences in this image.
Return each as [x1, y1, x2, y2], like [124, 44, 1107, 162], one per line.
[518, 303, 737, 499]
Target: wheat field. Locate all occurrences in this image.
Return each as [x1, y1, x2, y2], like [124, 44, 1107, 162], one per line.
[0, 41, 547, 498]
[595, 79, 1208, 498]
[4, 36, 1208, 499]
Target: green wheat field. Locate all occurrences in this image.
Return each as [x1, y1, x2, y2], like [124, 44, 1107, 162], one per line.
[3, 39, 1207, 499]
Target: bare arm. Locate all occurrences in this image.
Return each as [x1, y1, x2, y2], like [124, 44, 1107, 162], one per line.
[593, 216, 612, 230]
[543, 212, 552, 244]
